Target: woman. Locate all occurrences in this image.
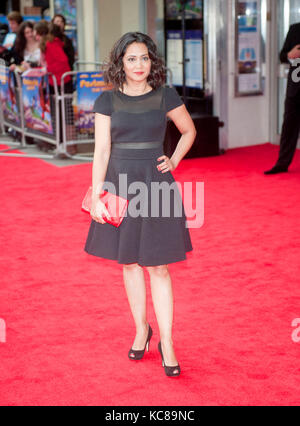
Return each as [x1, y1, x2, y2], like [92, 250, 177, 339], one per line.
[33, 20, 49, 68]
[84, 32, 196, 377]
[40, 23, 71, 90]
[10, 21, 41, 71]
[52, 14, 75, 71]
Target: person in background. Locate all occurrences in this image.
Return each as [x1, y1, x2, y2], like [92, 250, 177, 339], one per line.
[30, 21, 50, 152]
[0, 11, 23, 63]
[0, 24, 9, 45]
[33, 21, 49, 68]
[40, 23, 77, 155]
[10, 21, 41, 72]
[7, 11, 23, 35]
[264, 22, 300, 175]
[51, 14, 75, 71]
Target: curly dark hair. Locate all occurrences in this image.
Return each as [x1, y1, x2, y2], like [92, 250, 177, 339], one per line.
[103, 32, 167, 91]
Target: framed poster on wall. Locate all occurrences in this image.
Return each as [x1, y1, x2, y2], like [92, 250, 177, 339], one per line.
[166, 0, 203, 20]
[235, 0, 264, 96]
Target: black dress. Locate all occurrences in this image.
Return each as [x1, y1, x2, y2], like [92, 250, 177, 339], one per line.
[84, 85, 193, 266]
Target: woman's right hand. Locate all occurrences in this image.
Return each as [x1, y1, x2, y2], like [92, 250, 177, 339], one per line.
[90, 199, 111, 225]
[288, 45, 300, 60]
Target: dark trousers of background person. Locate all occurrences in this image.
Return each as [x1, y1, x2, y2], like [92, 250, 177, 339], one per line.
[276, 94, 300, 168]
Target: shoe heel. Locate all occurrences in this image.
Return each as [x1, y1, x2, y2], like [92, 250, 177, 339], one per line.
[128, 323, 152, 361]
[158, 341, 180, 377]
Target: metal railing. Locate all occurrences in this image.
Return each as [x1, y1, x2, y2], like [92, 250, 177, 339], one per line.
[0, 61, 174, 161]
[0, 62, 62, 159]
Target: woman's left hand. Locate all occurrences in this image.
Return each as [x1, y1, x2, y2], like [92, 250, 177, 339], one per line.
[22, 61, 30, 70]
[157, 155, 176, 174]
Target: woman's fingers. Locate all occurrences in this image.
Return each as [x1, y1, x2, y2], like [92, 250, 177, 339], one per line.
[91, 212, 105, 224]
[157, 160, 171, 173]
[92, 202, 111, 224]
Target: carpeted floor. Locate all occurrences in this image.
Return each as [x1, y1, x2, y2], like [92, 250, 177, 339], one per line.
[0, 142, 300, 406]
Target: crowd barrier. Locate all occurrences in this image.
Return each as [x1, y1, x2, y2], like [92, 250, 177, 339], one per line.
[0, 60, 174, 161]
[0, 58, 62, 159]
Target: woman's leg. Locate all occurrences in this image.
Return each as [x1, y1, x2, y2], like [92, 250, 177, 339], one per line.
[147, 265, 179, 371]
[123, 263, 149, 356]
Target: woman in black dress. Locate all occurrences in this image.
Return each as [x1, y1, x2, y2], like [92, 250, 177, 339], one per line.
[84, 32, 196, 377]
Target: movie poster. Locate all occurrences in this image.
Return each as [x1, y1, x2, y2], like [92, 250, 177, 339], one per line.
[21, 69, 53, 135]
[0, 67, 20, 124]
[75, 72, 113, 135]
[166, 0, 203, 20]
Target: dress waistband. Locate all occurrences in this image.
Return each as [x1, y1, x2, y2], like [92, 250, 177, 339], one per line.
[110, 143, 164, 160]
[111, 141, 163, 149]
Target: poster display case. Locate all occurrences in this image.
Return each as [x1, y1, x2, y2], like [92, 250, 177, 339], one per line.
[234, 0, 264, 96]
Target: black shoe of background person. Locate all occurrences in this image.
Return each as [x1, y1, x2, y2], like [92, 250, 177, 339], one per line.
[25, 136, 36, 145]
[264, 165, 289, 175]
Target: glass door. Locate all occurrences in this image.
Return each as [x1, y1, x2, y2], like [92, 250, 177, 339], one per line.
[277, 0, 300, 135]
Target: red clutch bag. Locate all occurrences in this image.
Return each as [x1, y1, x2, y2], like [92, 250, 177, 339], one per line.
[82, 187, 129, 228]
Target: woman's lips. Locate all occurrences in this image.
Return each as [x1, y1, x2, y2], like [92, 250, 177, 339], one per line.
[134, 72, 144, 75]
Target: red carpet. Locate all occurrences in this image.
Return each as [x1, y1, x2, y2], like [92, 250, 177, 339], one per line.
[0, 143, 300, 406]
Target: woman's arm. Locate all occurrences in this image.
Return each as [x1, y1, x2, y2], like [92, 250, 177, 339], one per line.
[92, 112, 111, 202]
[165, 104, 197, 169]
[279, 24, 300, 63]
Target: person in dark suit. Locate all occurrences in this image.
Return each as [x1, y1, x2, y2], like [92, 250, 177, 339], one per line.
[265, 23, 300, 174]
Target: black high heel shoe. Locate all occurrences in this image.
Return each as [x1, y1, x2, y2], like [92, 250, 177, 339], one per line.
[158, 341, 181, 377]
[128, 324, 153, 360]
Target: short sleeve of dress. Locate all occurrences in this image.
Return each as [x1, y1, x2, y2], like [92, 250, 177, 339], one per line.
[164, 87, 184, 112]
[92, 90, 112, 116]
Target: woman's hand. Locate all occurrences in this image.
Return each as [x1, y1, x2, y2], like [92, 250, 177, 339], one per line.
[9, 64, 16, 72]
[21, 61, 30, 70]
[157, 155, 176, 174]
[288, 45, 300, 60]
[90, 199, 111, 225]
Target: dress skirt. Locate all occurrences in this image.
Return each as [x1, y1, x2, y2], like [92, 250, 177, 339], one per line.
[84, 144, 193, 266]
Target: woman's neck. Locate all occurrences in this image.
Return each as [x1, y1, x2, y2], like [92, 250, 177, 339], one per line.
[121, 81, 152, 96]
[26, 40, 38, 50]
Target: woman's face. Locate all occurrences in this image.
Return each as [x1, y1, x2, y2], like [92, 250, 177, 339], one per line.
[33, 30, 41, 42]
[122, 42, 152, 84]
[24, 26, 34, 42]
[53, 16, 65, 31]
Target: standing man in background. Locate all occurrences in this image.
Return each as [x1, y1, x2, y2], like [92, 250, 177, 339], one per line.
[7, 11, 23, 36]
[265, 23, 300, 175]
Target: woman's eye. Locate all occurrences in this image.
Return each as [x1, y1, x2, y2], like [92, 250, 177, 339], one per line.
[128, 57, 149, 62]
